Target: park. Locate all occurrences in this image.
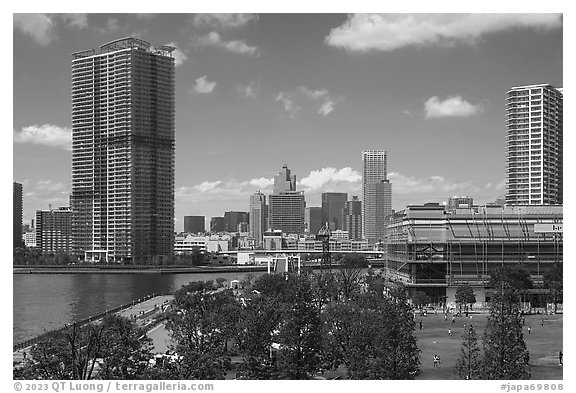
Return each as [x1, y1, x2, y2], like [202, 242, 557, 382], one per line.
[413, 311, 563, 380]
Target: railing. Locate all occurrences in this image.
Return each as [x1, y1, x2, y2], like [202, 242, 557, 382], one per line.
[13, 293, 171, 352]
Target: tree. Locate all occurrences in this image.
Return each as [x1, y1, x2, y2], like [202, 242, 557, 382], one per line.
[482, 292, 530, 379]
[455, 324, 483, 380]
[275, 273, 323, 379]
[411, 291, 430, 309]
[236, 295, 283, 379]
[376, 285, 421, 379]
[543, 263, 562, 313]
[98, 315, 153, 379]
[252, 273, 288, 297]
[488, 265, 533, 304]
[166, 289, 240, 379]
[455, 284, 477, 313]
[335, 254, 367, 300]
[322, 287, 420, 380]
[14, 316, 152, 380]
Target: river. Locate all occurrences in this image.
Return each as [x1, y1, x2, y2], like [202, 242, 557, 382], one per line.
[13, 271, 265, 343]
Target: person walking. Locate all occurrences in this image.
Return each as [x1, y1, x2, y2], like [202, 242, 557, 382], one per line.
[559, 350, 563, 366]
[433, 354, 440, 368]
[541, 319, 545, 327]
[528, 326, 532, 335]
[419, 320, 423, 330]
[444, 314, 447, 322]
[448, 328, 452, 336]
[452, 316, 456, 324]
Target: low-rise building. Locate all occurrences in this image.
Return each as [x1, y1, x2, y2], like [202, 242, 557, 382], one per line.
[386, 203, 563, 307]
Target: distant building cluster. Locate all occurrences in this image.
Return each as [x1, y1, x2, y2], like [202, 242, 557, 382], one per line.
[12, 34, 563, 291]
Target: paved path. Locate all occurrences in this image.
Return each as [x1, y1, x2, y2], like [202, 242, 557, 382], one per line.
[14, 295, 174, 364]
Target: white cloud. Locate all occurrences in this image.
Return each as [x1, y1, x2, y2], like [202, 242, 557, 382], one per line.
[275, 92, 300, 118]
[192, 14, 258, 30]
[425, 95, 483, 118]
[166, 42, 189, 67]
[14, 124, 72, 150]
[276, 86, 339, 118]
[194, 181, 222, 192]
[249, 177, 274, 188]
[14, 14, 89, 45]
[197, 31, 260, 57]
[237, 80, 259, 98]
[326, 13, 562, 52]
[193, 76, 217, 94]
[14, 14, 54, 45]
[318, 101, 335, 116]
[299, 167, 361, 190]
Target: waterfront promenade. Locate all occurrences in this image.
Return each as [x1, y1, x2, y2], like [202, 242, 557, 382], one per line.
[13, 294, 174, 364]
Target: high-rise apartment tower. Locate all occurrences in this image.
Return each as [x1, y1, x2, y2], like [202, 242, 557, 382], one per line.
[13, 182, 23, 249]
[70, 38, 175, 263]
[36, 207, 73, 253]
[362, 150, 392, 243]
[505, 84, 563, 205]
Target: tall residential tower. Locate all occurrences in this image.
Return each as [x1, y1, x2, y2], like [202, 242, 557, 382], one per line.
[362, 150, 392, 243]
[13, 182, 23, 249]
[505, 84, 563, 206]
[70, 38, 175, 263]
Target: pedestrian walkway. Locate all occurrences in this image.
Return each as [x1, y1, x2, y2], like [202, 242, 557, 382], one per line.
[13, 295, 174, 364]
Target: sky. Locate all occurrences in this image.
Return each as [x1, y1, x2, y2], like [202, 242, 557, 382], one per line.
[12, 13, 563, 231]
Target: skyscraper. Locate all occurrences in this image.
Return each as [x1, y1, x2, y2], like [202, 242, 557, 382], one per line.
[343, 196, 362, 240]
[210, 217, 225, 233]
[505, 84, 563, 206]
[268, 165, 305, 234]
[322, 192, 348, 230]
[184, 216, 205, 233]
[13, 182, 23, 249]
[249, 191, 267, 248]
[362, 150, 392, 243]
[305, 207, 322, 235]
[70, 38, 175, 263]
[224, 211, 249, 232]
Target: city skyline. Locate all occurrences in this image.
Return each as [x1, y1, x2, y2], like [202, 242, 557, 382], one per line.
[13, 13, 563, 225]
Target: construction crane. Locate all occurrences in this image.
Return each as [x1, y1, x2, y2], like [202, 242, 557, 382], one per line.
[317, 222, 332, 272]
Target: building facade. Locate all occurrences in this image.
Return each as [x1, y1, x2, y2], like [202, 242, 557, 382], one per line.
[224, 211, 249, 233]
[447, 196, 474, 210]
[386, 203, 562, 305]
[36, 207, 73, 253]
[268, 165, 305, 234]
[305, 207, 323, 235]
[343, 196, 362, 240]
[70, 37, 175, 263]
[322, 192, 348, 230]
[505, 84, 563, 205]
[210, 217, 225, 233]
[249, 191, 267, 248]
[184, 216, 205, 233]
[13, 182, 23, 249]
[362, 150, 392, 243]
[23, 231, 37, 248]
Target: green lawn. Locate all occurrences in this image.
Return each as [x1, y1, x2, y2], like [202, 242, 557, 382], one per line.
[414, 312, 563, 380]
